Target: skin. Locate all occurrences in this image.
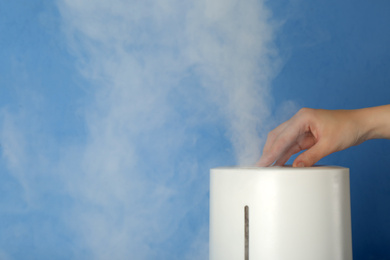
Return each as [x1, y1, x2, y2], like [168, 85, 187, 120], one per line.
[257, 105, 390, 167]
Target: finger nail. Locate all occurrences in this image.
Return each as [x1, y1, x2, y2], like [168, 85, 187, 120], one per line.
[297, 162, 305, 167]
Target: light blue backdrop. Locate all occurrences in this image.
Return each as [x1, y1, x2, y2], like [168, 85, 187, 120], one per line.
[0, 0, 389, 259]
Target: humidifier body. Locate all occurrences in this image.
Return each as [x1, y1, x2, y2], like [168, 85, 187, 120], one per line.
[209, 166, 352, 260]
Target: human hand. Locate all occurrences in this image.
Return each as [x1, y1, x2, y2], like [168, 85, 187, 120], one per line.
[256, 107, 371, 167]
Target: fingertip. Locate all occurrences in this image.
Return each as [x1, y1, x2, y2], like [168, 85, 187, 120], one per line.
[293, 156, 315, 168]
[293, 161, 305, 167]
[256, 156, 273, 167]
[256, 159, 267, 167]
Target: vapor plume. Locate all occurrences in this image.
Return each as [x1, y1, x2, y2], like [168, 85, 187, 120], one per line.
[0, 0, 279, 258]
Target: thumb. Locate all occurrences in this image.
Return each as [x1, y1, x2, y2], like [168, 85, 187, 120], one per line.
[293, 141, 330, 167]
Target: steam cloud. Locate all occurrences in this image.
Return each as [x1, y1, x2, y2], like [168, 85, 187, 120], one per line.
[0, 0, 280, 259]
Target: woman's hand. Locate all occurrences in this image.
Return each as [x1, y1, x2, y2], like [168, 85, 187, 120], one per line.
[256, 105, 390, 167]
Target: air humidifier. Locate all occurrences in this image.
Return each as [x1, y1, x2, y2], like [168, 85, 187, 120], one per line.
[209, 166, 352, 260]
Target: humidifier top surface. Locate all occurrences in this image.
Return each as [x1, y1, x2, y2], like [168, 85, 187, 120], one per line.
[212, 166, 348, 171]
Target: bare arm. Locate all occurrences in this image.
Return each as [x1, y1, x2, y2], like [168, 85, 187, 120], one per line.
[257, 105, 390, 167]
[357, 105, 390, 140]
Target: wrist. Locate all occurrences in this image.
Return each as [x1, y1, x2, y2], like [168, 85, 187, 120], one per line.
[357, 105, 390, 140]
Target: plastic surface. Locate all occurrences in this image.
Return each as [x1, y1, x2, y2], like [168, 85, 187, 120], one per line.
[209, 166, 353, 260]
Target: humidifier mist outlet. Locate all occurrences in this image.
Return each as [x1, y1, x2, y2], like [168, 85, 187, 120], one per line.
[209, 166, 353, 260]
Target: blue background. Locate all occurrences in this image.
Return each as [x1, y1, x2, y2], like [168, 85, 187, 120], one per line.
[271, 0, 390, 258]
[0, 0, 389, 259]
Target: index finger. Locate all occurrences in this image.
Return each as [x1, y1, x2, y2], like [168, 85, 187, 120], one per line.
[257, 116, 305, 166]
[256, 121, 290, 166]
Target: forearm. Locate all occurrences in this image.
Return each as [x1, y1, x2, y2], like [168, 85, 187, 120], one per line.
[356, 105, 390, 140]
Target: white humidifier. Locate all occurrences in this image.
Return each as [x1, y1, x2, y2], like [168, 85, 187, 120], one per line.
[209, 166, 352, 260]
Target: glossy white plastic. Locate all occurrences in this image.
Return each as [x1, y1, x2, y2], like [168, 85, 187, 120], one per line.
[209, 166, 352, 260]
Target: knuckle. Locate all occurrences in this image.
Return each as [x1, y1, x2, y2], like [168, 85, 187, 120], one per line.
[297, 107, 307, 115]
[267, 130, 276, 139]
[265, 132, 278, 147]
[297, 107, 314, 117]
[296, 107, 316, 123]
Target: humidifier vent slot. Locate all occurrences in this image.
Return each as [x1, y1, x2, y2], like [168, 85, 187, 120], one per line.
[245, 205, 249, 260]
